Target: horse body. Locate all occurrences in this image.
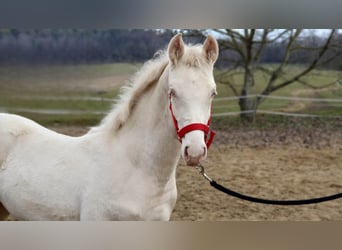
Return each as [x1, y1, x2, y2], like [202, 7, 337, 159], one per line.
[0, 114, 84, 219]
[0, 81, 179, 220]
[0, 34, 219, 220]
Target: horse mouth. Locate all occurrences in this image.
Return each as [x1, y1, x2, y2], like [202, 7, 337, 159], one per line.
[185, 156, 202, 166]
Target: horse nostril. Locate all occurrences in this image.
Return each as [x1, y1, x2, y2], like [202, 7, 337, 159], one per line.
[184, 146, 189, 157]
[203, 146, 207, 157]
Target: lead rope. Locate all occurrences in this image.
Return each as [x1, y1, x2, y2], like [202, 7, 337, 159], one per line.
[196, 164, 342, 205]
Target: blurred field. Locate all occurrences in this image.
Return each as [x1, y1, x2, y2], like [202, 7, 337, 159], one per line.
[0, 63, 341, 126]
[0, 63, 140, 125]
[214, 66, 341, 116]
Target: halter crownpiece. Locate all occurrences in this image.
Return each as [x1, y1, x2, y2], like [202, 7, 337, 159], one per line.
[169, 95, 216, 149]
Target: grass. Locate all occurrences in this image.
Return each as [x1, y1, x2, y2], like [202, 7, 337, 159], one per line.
[215, 65, 341, 96]
[212, 113, 342, 131]
[0, 63, 341, 126]
[213, 65, 342, 115]
[0, 63, 139, 95]
[12, 112, 103, 126]
[0, 63, 138, 125]
[0, 98, 112, 111]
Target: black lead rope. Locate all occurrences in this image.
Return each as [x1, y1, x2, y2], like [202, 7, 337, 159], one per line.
[196, 164, 342, 206]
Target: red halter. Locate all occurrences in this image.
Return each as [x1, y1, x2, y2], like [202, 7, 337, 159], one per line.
[169, 95, 216, 149]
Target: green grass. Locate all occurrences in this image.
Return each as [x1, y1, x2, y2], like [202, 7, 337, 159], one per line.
[12, 112, 103, 126]
[0, 63, 139, 95]
[317, 88, 342, 99]
[215, 65, 341, 96]
[213, 65, 341, 116]
[0, 63, 138, 125]
[0, 98, 112, 111]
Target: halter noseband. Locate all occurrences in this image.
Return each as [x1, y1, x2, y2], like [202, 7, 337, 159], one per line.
[169, 95, 216, 149]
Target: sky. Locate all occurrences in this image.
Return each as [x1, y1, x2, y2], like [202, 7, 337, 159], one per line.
[207, 29, 339, 40]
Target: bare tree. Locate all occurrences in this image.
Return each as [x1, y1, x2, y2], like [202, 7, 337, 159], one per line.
[211, 29, 340, 122]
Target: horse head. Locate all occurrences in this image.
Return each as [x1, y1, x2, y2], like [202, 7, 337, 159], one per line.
[167, 33, 219, 166]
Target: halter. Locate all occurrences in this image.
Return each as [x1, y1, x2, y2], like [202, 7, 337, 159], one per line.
[169, 95, 216, 149]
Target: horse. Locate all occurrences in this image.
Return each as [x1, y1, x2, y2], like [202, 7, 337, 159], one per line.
[0, 33, 219, 220]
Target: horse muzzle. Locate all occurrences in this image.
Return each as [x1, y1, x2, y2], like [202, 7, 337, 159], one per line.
[183, 145, 207, 166]
[181, 130, 208, 166]
[169, 98, 215, 166]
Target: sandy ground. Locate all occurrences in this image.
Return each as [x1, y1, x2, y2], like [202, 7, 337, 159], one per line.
[172, 145, 342, 221]
[1, 122, 341, 221]
[46, 123, 342, 221]
[172, 122, 342, 221]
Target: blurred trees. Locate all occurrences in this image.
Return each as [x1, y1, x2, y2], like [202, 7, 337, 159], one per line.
[0, 29, 340, 71]
[186, 29, 341, 122]
[0, 29, 175, 64]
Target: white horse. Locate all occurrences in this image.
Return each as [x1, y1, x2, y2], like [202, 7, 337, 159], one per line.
[0, 34, 219, 220]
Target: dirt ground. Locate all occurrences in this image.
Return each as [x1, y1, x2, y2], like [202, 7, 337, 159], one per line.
[173, 145, 341, 221]
[47, 121, 342, 221]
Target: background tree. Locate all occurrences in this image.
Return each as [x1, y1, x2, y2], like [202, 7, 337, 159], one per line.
[0, 29, 176, 64]
[197, 29, 341, 122]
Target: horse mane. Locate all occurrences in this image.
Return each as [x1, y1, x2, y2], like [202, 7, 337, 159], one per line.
[89, 43, 207, 135]
[89, 50, 169, 134]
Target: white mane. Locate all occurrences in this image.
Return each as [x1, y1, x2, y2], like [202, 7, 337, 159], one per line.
[90, 51, 169, 134]
[90, 44, 207, 135]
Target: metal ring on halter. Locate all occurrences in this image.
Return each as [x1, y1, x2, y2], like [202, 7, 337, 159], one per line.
[196, 164, 213, 183]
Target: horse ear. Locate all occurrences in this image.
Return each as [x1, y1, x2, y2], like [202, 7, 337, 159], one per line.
[168, 33, 184, 65]
[203, 35, 219, 64]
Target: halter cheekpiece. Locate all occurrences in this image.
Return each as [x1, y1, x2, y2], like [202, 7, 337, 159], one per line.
[169, 94, 216, 148]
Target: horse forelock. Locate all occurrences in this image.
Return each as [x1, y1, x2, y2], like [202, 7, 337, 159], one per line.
[179, 45, 207, 68]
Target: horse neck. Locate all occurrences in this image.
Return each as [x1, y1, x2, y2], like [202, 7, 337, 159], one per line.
[117, 66, 180, 181]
